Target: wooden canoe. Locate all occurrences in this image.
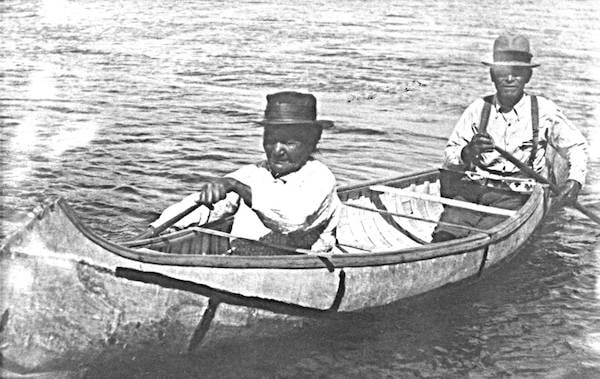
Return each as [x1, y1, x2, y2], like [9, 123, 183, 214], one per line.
[0, 168, 556, 375]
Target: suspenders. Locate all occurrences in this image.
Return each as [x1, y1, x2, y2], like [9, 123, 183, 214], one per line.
[478, 95, 495, 135]
[530, 96, 539, 167]
[479, 95, 539, 168]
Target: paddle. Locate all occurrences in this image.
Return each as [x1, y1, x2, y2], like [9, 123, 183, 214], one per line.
[494, 145, 600, 225]
[134, 201, 208, 240]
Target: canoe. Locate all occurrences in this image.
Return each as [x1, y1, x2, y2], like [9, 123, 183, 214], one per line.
[0, 167, 560, 376]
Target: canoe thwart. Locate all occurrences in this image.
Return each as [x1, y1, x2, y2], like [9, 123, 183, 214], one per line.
[343, 202, 490, 234]
[369, 185, 516, 217]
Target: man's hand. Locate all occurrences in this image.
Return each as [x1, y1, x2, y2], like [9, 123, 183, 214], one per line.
[196, 178, 251, 206]
[196, 178, 235, 205]
[461, 133, 495, 164]
[553, 179, 581, 207]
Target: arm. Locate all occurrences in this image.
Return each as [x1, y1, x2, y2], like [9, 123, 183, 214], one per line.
[149, 192, 212, 230]
[543, 102, 588, 204]
[545, 109, 587, 185]
[135, 193, 209, 240]
[142, 178, 243, 236]
[309, 196, 341, 252]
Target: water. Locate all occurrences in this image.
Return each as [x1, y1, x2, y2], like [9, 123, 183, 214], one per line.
[1, 0, 600, 377]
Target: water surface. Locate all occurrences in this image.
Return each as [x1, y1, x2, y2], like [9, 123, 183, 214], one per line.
[1, 0, 599, 377]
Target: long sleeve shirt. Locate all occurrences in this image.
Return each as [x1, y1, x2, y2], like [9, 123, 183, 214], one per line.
[150, 158, 341, 252]
[442, 93, 588, 185]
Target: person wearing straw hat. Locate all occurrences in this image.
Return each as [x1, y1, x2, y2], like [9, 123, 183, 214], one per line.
[431, 34, 588, 242]
[144, 91, 341, 254]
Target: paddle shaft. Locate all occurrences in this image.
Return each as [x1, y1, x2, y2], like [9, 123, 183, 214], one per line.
[494, 146, 600, 225]
[150, 202, 206, 237]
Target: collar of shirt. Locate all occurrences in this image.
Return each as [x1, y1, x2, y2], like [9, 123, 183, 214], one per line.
[256, 158, 316, 184]
[492, 93, 530, 120]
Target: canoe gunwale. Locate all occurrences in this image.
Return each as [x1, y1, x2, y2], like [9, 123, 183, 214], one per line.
[6, 169, 546, 270]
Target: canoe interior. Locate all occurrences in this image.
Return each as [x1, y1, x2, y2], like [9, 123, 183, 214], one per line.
[337, 177, 443, 252]
[137, 171, 446, 256]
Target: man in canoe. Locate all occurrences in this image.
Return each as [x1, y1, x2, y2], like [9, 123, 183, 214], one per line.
[140, 91, 341, 254]
[431, 34, 588, 242]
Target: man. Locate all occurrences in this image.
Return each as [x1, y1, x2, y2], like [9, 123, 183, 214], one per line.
[431, 34, 588, 242]
[142, 91, 341, 254]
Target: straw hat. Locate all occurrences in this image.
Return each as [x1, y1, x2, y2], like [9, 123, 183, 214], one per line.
[258, 91, 333, 129]
[482, 34, 540, 68]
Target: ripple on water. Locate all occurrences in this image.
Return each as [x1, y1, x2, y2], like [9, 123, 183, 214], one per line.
[2, 0, 600, 377]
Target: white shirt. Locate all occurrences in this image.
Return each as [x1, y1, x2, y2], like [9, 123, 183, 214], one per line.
[150, 159, 341, 252]
[443, 93, 588, 185]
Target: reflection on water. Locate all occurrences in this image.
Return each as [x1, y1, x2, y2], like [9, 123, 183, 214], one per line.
[1, 0, 599, 377]
[5, 60, 100, 188]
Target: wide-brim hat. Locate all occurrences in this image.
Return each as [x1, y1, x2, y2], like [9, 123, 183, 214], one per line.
[258, 91, 334, 129]
[481, 34, 540, 68]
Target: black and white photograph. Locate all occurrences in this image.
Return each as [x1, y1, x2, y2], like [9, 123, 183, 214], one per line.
[1, 0, 599, 378]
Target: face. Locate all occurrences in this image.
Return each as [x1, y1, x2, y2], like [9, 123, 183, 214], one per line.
[263, 125, 319, 178]
[490, 66, 532, 104]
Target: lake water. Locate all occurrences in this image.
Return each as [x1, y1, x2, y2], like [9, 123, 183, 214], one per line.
[1, 0, 599, 377]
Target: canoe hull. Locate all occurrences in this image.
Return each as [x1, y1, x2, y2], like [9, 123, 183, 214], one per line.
[0, 169, 551, 374]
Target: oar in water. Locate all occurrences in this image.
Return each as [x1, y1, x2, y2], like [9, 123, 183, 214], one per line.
[494, 145, 600, 225]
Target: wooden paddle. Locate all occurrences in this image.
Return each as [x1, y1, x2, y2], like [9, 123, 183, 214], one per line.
[135, 201, 208, 239]
[494, 145, 600, 225]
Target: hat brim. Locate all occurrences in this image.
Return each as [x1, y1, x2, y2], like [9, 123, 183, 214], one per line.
[257, 120, 334, 129]
[481, 60, 540, 68]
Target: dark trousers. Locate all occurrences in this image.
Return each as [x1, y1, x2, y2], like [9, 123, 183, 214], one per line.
[431, 171, 529, 242]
